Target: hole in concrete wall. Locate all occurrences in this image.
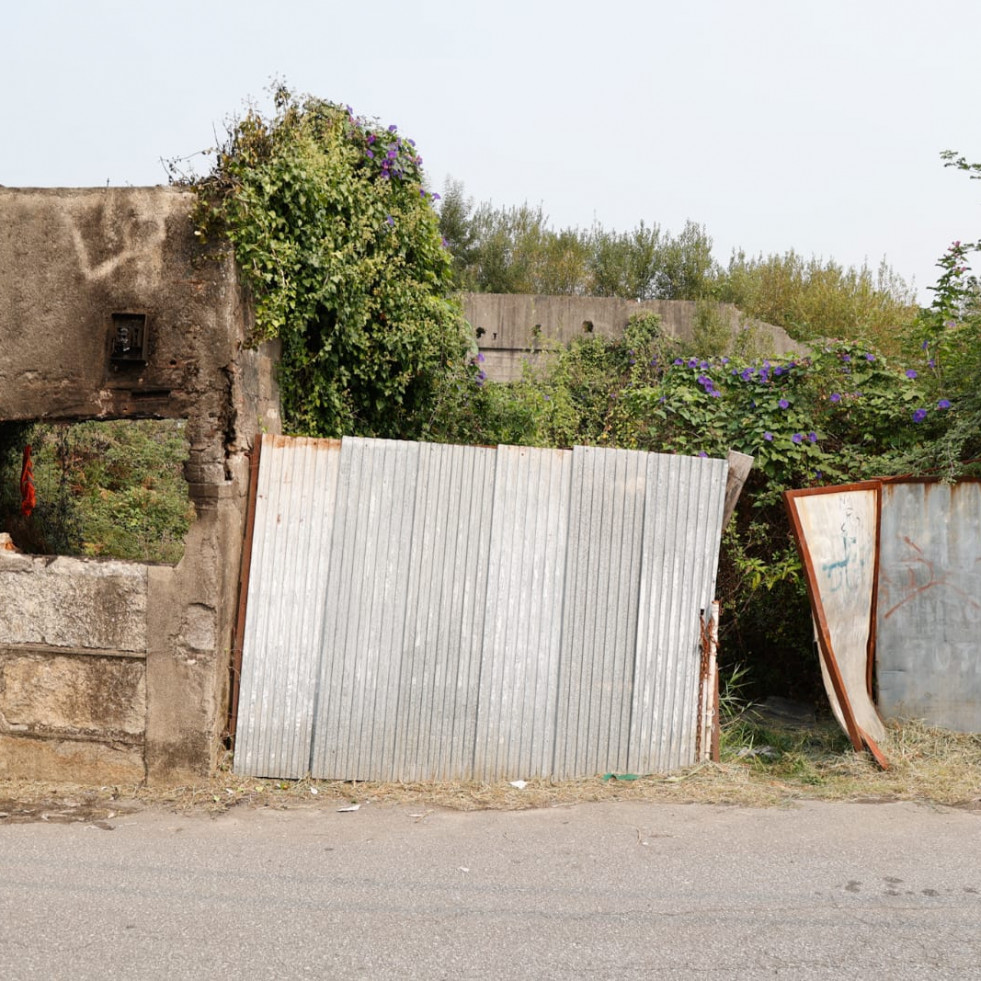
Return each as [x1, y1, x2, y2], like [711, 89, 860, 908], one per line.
[0, 419, 193, 563]
[582, 320, 594, 333]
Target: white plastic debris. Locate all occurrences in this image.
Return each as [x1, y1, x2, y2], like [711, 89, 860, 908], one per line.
[509, 780, 528, 790]
[337, 803, 360, 812]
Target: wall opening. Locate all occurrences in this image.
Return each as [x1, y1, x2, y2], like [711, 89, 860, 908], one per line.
[0, 418, 193, 563]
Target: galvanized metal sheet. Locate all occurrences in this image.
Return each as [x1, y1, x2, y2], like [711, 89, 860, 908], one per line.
[309, 438, 498, 780]
[553, 446, 648, 779]
[234, 436, 341, 777]
[631, 453, 729, 773]
[877, 481, 981, 731]
[236, 437, 730, 781]
[309, 437, 420, 780]
[474, 445, 572, 780]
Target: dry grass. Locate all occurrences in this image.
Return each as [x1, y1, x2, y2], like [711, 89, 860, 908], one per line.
[1, 719, 979, 822]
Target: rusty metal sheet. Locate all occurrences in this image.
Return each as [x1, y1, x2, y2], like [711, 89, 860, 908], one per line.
[785, 484, 887, 760]
[877, 480, 981, 731]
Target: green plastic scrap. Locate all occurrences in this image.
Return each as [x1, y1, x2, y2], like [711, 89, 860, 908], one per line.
[602, 773, 641, 781]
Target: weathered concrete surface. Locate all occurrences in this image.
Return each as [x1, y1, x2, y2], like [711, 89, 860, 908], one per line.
[463, 293, 805, 381]
[0, 186, 281, 785]
[0, 734, 144, 784]
[0, 650, 145, 736]
[0, 556, 147, 651]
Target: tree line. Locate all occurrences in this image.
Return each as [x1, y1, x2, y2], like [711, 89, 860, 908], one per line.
[438, 179, 918, 354]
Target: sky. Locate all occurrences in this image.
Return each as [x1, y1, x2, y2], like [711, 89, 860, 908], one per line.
[3, 0, 979, 303]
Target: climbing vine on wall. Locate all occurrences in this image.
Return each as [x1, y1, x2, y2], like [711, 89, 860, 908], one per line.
[187, 87, 471, 438]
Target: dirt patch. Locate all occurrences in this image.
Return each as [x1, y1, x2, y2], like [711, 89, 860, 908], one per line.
[0, 793, 135, 827]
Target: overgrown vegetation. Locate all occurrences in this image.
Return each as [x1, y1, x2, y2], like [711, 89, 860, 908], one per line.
[0, 420, 193, 564]
[183, 88, 472, 439]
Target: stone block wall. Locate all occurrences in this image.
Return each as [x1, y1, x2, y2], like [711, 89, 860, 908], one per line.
[0, 555, 148, 782]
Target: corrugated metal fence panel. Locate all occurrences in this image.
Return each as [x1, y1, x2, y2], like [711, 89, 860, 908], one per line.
[552, 446, 648, 779]
[235, 436, 341, 778]
[474, 445, 572, 780]
[877, 481, 981, 731]
[236, 437, 729, 781]
[310, 438, 420, 780]
[629, 454, 728, 774]
[391, 442, 497, 780]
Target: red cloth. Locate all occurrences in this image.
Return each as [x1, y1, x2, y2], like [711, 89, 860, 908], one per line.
[20, 445, 35, 517]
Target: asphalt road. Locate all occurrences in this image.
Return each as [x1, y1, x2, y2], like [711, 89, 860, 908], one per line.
[1, 798, 979, 979]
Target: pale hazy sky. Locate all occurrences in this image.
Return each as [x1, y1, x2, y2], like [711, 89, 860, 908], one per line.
[4, 0, 979, 302]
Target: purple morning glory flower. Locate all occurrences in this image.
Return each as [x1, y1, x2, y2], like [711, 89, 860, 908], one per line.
[385, 215, 394, 226]
[698, 451, 708, 458]
[865, 353, 875, 362]
[431, 193, 441, 201]
[792, 433, 803, 444]
[476, 352, 485, 362]
[388, 124, 397, 132]
[842, 355, 851, 363]
[773, 366, 784, 376]
[673, 359, 683, 366]
[912, 408, 927, 423]
[688, 358, 699, 369]
[928, 359, 936, 368]
[365, 150, 375, 159]
[778, 398, 789, 409]
[808, 432, 818, 442]
[905, 369, 918, 379]
[921, 339, 929, 350]
[938, 398, 951, 409]
[763, 432, 773, 442]
[830, 393, 841, 403]
[740, 368, 753, 382]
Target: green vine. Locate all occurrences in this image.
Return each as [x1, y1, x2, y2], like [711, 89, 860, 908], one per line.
[187, 87, 471, 438]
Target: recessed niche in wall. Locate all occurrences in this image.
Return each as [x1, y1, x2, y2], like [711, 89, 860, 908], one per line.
[110, 312, 148, 364]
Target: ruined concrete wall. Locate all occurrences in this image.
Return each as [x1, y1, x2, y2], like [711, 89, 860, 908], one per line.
[0, 187, 280, 784]
[462, 293, 805, 382]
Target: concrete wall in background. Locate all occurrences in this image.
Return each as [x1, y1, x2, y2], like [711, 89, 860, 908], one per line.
[462, 293, 805, 381]
[0, 187, 280, 784]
